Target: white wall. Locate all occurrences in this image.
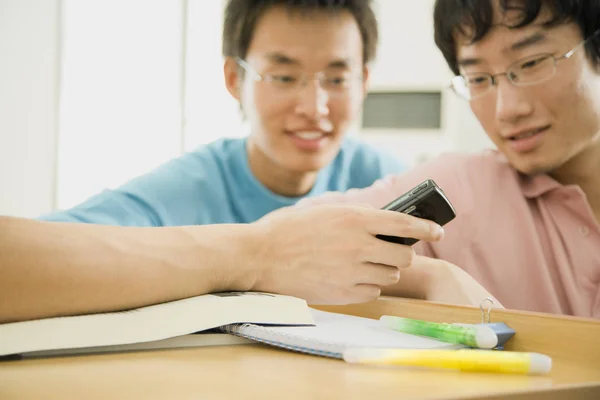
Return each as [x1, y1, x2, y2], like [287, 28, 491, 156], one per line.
[184, 0, 247, 150]
[0, 0, 60, 217]
[370, 0, 451, 90]
[56, 0, 185, 210]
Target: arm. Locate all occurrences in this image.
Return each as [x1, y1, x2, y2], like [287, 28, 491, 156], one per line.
[0, 205, 445, 323]
[298, 153, 472, 210]
[0, 216, 257, 323]
[381, 255, 503, 308]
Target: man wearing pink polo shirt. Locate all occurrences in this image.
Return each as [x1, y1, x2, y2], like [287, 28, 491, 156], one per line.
[302, 0, 600, 318]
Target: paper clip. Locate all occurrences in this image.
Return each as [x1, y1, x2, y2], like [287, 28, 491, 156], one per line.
[480, 297, 494, 323]
[474, 298, 515, 350]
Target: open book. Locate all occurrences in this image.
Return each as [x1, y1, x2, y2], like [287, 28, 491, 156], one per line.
[0, 292, 313, 357]
[1, 292, 462, 360]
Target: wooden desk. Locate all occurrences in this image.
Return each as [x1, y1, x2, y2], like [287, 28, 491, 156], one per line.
[1, 297, 599, 400]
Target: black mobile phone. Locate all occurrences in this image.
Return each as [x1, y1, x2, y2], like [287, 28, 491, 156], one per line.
[376, 179, 456, 245]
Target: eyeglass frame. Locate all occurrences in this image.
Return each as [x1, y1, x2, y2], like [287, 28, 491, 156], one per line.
[450, 29, 600, 101]
[235, 57, 364, 98]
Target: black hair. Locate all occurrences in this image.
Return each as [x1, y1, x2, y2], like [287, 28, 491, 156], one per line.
[222, 0, 378, 64]
[433, 0, 600, 74]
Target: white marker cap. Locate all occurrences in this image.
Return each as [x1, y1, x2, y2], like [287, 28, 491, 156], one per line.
[528, 352, 553, 374]
[474, 325, 499, 349]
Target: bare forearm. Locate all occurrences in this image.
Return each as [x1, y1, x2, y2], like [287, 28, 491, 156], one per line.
[0, 217, 259, 323]
[381, 256, 502, 308]
[381, 269, 429, 300]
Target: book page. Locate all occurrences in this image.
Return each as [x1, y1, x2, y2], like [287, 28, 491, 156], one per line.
[271, 309, 460, 349]
[225, 309, 461, 358]
[0, 292, 313, 356]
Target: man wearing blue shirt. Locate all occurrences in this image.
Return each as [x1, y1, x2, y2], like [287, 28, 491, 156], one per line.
[40, 0, 405, 226]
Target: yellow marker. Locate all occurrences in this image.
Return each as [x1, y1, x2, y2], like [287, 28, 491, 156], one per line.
[343, 348, 552, 375]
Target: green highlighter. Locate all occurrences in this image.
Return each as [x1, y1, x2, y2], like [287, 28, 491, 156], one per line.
[380, 315, 499, 349]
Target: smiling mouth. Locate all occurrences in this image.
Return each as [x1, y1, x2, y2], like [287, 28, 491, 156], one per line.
[508, 126, 550, 141]
[289, 131, 328, 140]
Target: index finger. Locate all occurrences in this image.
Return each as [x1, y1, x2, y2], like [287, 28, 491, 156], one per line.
[360, 208, 445, 243]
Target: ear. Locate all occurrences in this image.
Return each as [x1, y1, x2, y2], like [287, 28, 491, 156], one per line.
[224, 57, 241, 101]
[360, 65, 370, 98]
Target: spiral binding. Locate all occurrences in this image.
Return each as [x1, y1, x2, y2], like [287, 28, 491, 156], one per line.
[220, 323, 348, 359]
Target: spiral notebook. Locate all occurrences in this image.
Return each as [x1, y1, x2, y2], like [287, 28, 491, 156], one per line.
[221, 308, 463, 359]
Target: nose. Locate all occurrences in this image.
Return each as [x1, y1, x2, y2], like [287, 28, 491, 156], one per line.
[494, 78, 534, 123]
[294, 79, 330, 119]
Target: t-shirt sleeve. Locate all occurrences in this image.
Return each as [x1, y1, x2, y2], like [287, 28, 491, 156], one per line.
[334, 140, 408, 191]
[371, 147, 408, 179]
[38, 151, 224, 227]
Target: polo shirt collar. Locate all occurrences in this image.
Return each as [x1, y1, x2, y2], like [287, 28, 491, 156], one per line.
[518, 173, 564, 199]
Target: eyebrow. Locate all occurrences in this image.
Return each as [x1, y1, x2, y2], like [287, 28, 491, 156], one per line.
[264, 52, 299, 65]
[457, 31, 548, 68]
[263, 52, 352, 69]
[508, 31, 547, 52]
[327, 59, 351, 69]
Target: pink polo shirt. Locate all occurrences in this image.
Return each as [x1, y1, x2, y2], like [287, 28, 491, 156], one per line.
[301, 150, 600, 318]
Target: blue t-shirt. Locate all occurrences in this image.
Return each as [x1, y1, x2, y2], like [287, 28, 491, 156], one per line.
[39, 137, 405, 226]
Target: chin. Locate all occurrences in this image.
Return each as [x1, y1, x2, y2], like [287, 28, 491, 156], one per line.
[287, 151, 337, 172]
[296, 159, 332, 173]
[510, 157, 561, 177]
[286, 160, 328, 173]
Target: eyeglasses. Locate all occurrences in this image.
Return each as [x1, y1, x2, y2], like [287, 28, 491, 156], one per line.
[450, 29, 600, 101]
[236, 58, 363, 98]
